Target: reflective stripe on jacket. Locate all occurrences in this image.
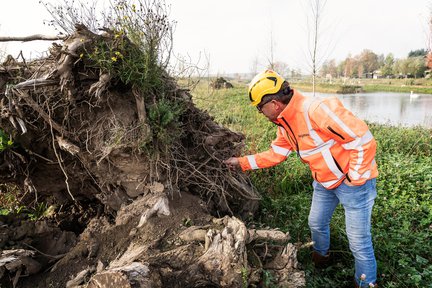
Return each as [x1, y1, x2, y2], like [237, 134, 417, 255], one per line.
[238, 90, 378, 189]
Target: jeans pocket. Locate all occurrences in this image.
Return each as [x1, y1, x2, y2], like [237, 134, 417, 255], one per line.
[337, 180, 377, 208]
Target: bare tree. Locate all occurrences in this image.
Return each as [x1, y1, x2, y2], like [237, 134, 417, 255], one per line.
[250, 55, 260, 77]
[267, 29, 276, 70]
[273, 61, 290, 78]
[265, 29, 290, 79]
[306, 0, 326, 95]
[302, 0, 338, 95]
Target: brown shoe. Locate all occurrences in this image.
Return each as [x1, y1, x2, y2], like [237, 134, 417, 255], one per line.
[312, 251, 331, 269]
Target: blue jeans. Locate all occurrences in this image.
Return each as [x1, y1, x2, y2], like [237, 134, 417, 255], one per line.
[308, 179, 377, 287]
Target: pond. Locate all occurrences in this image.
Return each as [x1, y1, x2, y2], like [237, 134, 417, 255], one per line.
[301, 91, 432, 128]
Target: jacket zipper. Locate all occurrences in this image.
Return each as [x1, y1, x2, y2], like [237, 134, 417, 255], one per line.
[332, 149, 351, 182]
[280, 117, 305, 162]
[327, 126, 345, 140]
[332, 155, 343, 174]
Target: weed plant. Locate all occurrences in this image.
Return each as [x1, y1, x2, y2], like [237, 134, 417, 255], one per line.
[84, 0, 172, 94]
[146, 98, 185, 148]
[44, 0, 180, 149]
[192, 81, 432, 288]
[0, 129, 13, 152]
[0, 184, 53, 221]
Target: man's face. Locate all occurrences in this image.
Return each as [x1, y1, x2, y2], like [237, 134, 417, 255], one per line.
[258, 99, 280, 122]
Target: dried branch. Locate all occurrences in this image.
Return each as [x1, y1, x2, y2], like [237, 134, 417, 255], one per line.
[14, 78, 59, 90]
[13, 89, 73, 138]
[0, 35, 66, 42]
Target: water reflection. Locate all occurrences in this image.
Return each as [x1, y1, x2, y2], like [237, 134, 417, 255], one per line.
[301, 91, 432, 128]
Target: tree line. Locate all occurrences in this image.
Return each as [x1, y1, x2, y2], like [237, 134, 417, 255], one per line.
[319, 49, 429, 79]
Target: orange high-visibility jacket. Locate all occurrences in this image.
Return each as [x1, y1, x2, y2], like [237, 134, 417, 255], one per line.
[238, 90, 378, 189]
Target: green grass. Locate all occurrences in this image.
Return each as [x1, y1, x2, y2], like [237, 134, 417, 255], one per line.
[0, 183, 54, 221]
[191, 81, 432, 288]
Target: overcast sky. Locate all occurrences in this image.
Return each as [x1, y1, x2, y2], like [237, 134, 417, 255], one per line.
[0, 0, 430, 75]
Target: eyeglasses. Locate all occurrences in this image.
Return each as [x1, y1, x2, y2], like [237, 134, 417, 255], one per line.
[257, 99, 273, 112]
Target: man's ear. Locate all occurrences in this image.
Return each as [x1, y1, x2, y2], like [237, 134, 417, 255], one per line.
[274, 100, 284, 111]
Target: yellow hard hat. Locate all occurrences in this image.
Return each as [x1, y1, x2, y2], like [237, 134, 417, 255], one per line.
[248, 70, 285, 106]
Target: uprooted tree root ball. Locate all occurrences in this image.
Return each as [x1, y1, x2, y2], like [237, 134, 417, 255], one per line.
[0, 25, 305, 287]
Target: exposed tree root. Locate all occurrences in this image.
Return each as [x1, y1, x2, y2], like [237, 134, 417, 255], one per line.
[0, 25, 305, 287]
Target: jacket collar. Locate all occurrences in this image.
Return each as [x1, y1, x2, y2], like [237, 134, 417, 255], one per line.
[276, 89, 304, 123]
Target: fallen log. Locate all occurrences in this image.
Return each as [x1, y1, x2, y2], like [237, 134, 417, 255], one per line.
[178, 225, 290, 244]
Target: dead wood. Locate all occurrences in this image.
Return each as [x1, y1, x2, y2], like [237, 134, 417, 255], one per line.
[87, 263, 151, 288]
[14, 78, 59, 90]
[178, 226, 290, 244]
[0, 249, 41, 288]
[0, 35, 66, 42]
[76, 204, 304, 288]
[13, 89, 73, 138]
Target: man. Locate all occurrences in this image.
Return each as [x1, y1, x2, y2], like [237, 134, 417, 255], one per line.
[224, 70, 378, 288]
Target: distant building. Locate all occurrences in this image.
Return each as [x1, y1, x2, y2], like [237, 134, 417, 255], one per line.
[372, 70, 382, 79]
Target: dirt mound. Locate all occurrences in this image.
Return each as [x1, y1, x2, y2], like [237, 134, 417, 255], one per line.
[210, 77, 234, 89]
[0, 25, 305, 287]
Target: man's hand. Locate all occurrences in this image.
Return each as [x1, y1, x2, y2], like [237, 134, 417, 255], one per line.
[223, 157, 240, 170]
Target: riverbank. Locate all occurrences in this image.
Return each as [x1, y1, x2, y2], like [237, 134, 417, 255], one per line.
[292, 78, 432, 94]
